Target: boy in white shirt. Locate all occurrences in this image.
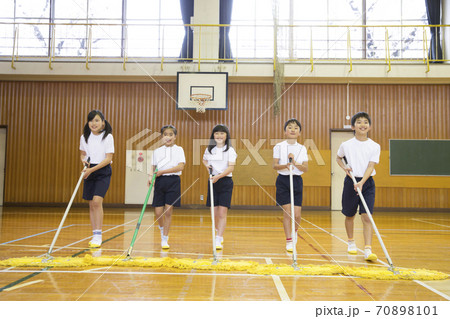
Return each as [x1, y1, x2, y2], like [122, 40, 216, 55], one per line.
[150, 125, 186, 249]
[336, 112, 380, 261]
[273, 119, 308, 252]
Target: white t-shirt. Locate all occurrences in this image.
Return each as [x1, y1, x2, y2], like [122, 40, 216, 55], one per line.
[337, 137, 380, 177]
[273, 140, 308, 176]
[203, 145, 237, 177]
[152, 144, 186, 176]
[79, 132, 114, 164]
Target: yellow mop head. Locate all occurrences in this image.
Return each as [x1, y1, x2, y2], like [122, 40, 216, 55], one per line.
[0, 255, 447, 281]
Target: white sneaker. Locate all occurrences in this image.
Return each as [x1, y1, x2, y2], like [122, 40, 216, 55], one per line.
[215, 236, 223, 250]
[88, 236, 102, 248]
[286, 240, 293, 252]
[161, 236, 170, 249]
[348, 241, 357, 254]
[364, 248, 377, 261]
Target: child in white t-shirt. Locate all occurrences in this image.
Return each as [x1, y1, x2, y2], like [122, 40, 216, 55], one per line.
[79, 110, 114, 248]
[272, 119, 308, 252]
[336, 111, 380, 261]
[150, 125, 186, 250]
[202, 124, 237, 250]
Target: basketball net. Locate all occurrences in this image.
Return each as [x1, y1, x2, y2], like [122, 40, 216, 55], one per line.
[190, 94, 211, 113]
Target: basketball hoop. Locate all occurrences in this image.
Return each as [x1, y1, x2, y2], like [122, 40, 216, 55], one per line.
[190, 94, 211, 113]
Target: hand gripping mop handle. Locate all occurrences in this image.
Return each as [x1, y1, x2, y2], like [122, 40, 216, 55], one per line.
[288, 157, 298, 267]
[209, 168, 218, 264]
[46, 157, 90, 258]
[126, 169, 158, 258]
[342, 158, 395, 270]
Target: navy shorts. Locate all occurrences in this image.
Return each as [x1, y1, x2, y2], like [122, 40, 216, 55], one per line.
[275, 174, 303, 206]
[341, 176, 375, 217]
[82, 164, 112, 200]
[152, 175, 181, 207]
[206, 177, 233, 208]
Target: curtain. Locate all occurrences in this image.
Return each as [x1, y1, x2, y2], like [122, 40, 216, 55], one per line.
[219, 0, 233, 61]
[179, 0, 194, 61]
[425, 0, 443, 62]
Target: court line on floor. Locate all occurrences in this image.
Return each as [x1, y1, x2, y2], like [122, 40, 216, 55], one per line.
[412, 219, 450, 228]
[413, 280, 450, 300]
[265, 257, 290, 301]
[302, 216, 450, 299]
[2, 279, 44, 292]
[0, 225, 75, 246]
[0, 229, 129, 293]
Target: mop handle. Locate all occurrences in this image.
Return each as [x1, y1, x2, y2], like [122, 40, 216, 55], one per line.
[46, 157, 90, 257]
[342, 158, 394, 268]
[288, 157, 297, 264]
[126, 168, 158, 258]
[209, 167, 217, 261]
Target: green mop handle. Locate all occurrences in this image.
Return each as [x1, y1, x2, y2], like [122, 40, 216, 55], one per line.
[126, 168, 158, 258]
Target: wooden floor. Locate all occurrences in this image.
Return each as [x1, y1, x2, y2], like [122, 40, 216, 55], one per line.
[0, 206, 449, 301]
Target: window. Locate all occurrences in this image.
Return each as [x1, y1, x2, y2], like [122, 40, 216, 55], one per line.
[231, 0, 428, 61]
[1, 0, 184, 59]
[126, 0, 184, 58]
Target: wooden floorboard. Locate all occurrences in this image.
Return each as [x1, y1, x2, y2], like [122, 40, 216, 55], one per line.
[0, 207, 449, 301]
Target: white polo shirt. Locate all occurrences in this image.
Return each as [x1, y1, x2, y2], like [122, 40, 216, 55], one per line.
[273, 140, 308, 176]
[203, 145, 237, 177]
[152, 144, 186, 176]
[79, 132, 114, 164]
[337, 137, 380, 177]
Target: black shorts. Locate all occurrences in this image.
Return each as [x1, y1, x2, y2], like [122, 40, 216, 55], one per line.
[82, 164, 112, 200]
[206, 177, 233, 208]
[275, 174, 303, 207]
[152, 175, 181, 207]
[341, 176, 375, 217]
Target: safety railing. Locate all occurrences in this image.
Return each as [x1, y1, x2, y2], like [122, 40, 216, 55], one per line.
[0, 22, 448, 71]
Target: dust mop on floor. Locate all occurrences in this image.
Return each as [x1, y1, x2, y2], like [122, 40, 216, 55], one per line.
[0, 255, 447, 281]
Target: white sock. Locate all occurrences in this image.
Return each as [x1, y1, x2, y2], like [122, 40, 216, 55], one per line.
[93, 229, 102, 239]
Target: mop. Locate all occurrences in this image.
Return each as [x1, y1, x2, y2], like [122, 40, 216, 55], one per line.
[209, 168, 218, 265]
[43, 157, 90, 261]
[288, 157, 299, 270]
[342, 158, 397, 273]
[124, 168, 158, 260]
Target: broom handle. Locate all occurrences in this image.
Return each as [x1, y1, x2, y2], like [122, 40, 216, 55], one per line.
[126, 169, 158, 258]
[209, 168, 217, 262]
[46, 157, 90, 257]
[343, 158, 394, 269]
[289, 158, 297, 266]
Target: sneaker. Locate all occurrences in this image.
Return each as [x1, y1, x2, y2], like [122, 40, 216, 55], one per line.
[161, 236, 170, 249]
[286, 240, 294, 252]
[347, 241, 357, 254]
[88, 236, 102, 248]
[364, 249, 377, 261]
[215, 236, 223, 250]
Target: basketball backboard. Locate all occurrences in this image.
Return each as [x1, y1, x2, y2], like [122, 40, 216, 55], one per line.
[176, 72, 228, 111]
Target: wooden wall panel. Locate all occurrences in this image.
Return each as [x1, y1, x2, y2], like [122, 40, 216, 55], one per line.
[0, 81, 448, 209]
